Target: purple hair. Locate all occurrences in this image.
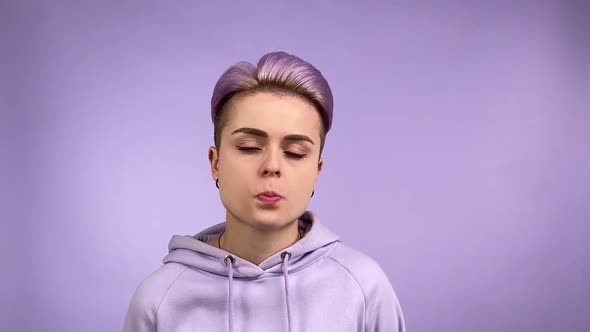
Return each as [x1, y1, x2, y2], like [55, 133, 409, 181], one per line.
[210, 52, 334, 149]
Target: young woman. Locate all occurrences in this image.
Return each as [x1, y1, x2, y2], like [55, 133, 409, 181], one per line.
[124, 52, 406, 332]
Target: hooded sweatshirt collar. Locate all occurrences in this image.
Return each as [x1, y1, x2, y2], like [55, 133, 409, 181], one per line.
[162, 210, 340, 278]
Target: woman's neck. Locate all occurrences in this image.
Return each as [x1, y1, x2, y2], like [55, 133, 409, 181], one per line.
[209, 213, 301, 265]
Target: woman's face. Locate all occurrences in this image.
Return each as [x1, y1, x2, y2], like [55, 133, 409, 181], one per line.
[209, 91, 323, 230]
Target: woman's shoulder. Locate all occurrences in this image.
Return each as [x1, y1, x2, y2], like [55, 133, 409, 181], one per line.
[325, 242, 397, 294]
[127, 262, 190, 313]
[123, 263, 189, 330]
[325, 244, 406, 331]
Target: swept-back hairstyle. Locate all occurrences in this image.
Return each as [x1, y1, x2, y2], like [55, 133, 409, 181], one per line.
[210, 51, 334, 154]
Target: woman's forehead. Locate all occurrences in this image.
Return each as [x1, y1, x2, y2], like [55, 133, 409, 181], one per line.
[225, 93, 322, 136]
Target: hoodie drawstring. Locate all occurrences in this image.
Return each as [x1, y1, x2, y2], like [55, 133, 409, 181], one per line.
[224, 252, 293, 332]
[281, 251, 293, 332]
[224, 255, 236, 332]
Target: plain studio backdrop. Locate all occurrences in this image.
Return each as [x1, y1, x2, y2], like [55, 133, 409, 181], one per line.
[2, 1, 589, 331]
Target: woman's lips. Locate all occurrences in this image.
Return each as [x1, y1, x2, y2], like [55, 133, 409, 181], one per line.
[257, 194, 282, 203]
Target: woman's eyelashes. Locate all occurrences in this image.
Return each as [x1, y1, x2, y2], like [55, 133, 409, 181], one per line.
[284, 151, 307, 160]
[236, 146, 260, 153]
[236, 146, 307, 160]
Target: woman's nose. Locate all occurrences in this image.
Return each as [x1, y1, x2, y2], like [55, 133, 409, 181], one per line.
[260, 150, 281, 177]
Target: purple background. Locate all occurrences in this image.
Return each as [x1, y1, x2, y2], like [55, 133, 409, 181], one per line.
[3, 1, 589, 331]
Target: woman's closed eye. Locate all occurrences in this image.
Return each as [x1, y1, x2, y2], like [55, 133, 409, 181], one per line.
[236, 146, 260, 153]
[284, 151, 306, 160]
[236, 146, 306, 160]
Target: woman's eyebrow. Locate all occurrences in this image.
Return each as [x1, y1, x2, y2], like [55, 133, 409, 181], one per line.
[231, 127, 314, 145]
[232, 127, 267, 137]
[283, 134, 314, 145]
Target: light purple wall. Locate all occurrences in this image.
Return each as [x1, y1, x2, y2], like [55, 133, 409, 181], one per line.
[3, 1, 589, 331]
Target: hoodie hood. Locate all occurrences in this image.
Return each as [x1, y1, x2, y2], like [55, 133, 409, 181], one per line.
[163, 210, 340, 277]
[161, 210, 340, 332]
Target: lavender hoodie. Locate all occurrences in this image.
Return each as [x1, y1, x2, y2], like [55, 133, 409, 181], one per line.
[123, 211, 406, 331]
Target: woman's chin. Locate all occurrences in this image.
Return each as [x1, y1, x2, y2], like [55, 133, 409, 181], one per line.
[246, 210, 295, 230]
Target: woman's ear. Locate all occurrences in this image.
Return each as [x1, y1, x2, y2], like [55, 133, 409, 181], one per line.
[317, 158, 323, 174]
[208, 146, 219, 180]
